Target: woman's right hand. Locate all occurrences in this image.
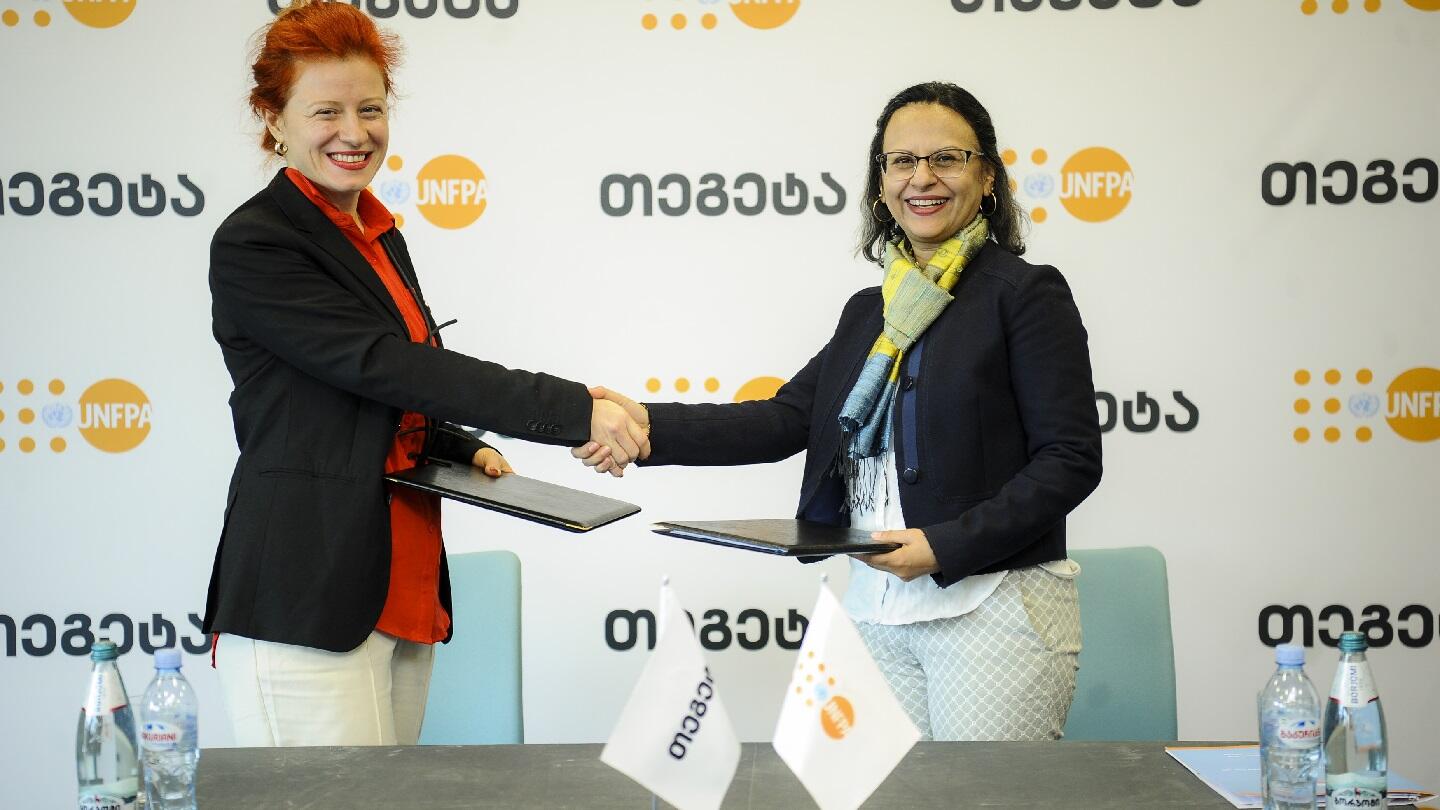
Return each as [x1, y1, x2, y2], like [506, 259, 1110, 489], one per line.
[577, 387, 649, 476]
[587, 391, 649, 477]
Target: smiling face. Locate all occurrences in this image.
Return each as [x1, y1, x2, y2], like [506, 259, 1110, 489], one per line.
[264, 56, 389, 216]
[879, 103, 994, 260]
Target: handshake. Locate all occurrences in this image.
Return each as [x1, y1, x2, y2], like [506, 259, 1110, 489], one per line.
[580, 386, 649, 477]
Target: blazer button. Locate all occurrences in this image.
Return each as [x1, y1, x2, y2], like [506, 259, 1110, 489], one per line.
[902, 375, 915, 391]
[902, 467, 919, 484]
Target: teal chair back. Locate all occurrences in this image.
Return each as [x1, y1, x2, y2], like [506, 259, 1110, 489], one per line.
[419, 550, 524, 745]
[1063, 546, 1178, 741]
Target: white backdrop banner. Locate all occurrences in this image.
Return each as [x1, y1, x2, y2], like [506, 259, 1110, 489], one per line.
[2, 0, 1437, 805]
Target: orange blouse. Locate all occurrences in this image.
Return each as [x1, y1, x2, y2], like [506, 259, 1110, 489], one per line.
[287, 168, 451, 644]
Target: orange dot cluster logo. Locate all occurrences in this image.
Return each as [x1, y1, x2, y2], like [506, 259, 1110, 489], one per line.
[1291, 366, 1440, 444]
[0, 376, 151, 455]
[1299, 0, 1438, 14]
[638, 0, 801, 32]
[1004, 146, 1133, 225]
[373, 153, 488, 230]
[791, 650, 853, 740]
[643, 375, 785, 402]
[2, 0, 136, 29]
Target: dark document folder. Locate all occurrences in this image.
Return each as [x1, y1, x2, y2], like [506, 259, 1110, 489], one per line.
[385, 460, 640, 532]
[651, 519, 899, 557]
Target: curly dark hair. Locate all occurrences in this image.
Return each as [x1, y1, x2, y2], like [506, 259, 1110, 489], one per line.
[858, 82, 1026, 263]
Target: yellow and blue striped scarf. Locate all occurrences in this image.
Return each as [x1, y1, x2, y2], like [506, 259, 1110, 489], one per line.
[837, 214, 989, 506]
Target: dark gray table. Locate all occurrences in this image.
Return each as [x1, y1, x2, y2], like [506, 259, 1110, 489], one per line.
[198, 741, 1240, 809]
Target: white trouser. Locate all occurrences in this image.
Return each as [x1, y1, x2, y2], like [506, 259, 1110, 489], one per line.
[215, 631, 435, 747]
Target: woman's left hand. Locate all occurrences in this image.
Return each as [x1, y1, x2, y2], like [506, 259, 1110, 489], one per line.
[854, 528, 939, 581]
[471, 447, 514, 478]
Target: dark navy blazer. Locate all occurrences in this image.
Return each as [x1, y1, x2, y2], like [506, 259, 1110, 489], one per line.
[642, 244, 1102, 586]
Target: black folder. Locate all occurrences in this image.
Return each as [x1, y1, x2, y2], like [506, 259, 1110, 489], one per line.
[385, 460, 640, 533]
[651, 519, 899, 557]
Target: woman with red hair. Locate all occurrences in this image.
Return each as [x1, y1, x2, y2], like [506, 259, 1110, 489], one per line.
[204, 0, 645, 747]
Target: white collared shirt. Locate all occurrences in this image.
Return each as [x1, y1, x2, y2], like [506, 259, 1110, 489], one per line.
[842, 450, 1008, 624]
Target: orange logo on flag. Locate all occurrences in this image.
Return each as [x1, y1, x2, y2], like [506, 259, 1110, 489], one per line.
[820, 696, 854, 740]
[791, 652, 855, 739]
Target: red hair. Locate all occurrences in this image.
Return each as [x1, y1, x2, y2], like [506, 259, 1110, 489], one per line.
[248, 0, 402, 154]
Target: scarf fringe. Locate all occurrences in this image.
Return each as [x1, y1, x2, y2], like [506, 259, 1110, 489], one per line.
[832, 447, 886, 515]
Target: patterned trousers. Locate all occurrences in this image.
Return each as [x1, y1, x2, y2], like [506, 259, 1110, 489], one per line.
[855, 564, 1082, 741]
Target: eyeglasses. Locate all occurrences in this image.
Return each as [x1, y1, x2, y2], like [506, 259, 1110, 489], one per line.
[876, 148, 982, 180]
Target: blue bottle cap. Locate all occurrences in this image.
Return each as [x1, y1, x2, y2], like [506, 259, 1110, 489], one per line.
[154, 648, 182, 670]
[90, 640, 119, 662]
[1275, 643, 1305, 666]
[1338, 631, 1368, 652]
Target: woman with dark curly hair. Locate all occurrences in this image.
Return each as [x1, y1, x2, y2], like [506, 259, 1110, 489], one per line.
[577, 81, 1102, 740]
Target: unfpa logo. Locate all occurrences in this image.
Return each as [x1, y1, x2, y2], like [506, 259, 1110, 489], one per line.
[1291, 367, 1440, 444]
[2, 0, 135, 29]
[1, 377, 152, 455]
[373, 154, 488, 230]
[644, 375, 785, 402]
[1299, 0, 1439, 14]
[791, 650, 853, 740]
[1004, 146, 1133, 225]
[638, 0, 801, 32]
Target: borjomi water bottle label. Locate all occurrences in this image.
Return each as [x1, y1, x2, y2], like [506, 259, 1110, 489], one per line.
[141, 721, 181, 752]
[1327, 772, 1386, 808]
[84, 669, 127, 719]
[1329, 663, 1377, 708]
[1276, 715, 1321, 748]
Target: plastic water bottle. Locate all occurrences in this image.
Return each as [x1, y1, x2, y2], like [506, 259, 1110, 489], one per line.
[1323, 631, 1388, 808]
[76, 640, 140, 810]
[1257, 643, 1322, 810]
[139, 648, 200, 810]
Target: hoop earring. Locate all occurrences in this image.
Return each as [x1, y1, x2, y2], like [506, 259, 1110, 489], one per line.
[274, 140, 288, 157]
[979, 191, 997, 217]
[871, 197, 892, 222]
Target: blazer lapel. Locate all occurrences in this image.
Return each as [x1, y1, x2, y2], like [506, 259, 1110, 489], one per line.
[266, 170, 407, 331]
[378, 231, 446, 349]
